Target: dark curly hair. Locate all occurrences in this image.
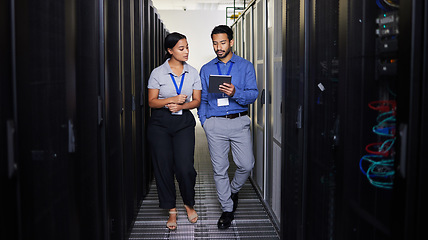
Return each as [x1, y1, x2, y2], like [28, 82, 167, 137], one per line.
[211, 25, 233, 41]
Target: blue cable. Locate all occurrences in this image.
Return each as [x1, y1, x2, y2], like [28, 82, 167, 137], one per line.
[359, 155, 393, 176]
[373, 126, 395, 137]
[373, 114, 396, 137]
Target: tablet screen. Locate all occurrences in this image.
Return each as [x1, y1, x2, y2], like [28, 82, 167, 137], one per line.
[208, 75, 231, 93]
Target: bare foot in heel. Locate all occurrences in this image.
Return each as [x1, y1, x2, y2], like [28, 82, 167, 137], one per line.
[184, 205, 198, 223]
[167, 208, 177, 230]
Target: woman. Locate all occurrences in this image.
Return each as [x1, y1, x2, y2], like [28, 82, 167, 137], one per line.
[147, 32, 200, 230]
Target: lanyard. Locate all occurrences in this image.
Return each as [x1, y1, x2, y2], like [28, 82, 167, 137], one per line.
[169, 73, 185, 95]
[217, 62, 234, 75]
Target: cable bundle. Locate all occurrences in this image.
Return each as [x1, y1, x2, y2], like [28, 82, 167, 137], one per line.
[359, 155, 394, 189]
[359, 100, 396, 189]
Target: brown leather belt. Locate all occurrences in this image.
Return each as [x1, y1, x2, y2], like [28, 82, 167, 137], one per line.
[217, 111, 248, 119]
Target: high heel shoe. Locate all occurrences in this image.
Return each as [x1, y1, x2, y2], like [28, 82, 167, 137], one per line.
[166, 210, 178, 230]
[184, 205, 198, 223]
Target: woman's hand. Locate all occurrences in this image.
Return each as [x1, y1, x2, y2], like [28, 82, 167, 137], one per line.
[172, 94, 187, 104]
[166, 103, 183, 113]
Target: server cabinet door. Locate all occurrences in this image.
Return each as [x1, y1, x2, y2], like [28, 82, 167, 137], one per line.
[281, 0, 306, 239]
[304, 0, 339, 238]
[232, 24, 237, 53]
[337, 0, 399, 239]
[104, 0, 126, 238]
[149, 6, 155, 70]
[243, 9, 253, 63]
[13, 0, 80, 238]
[266, 0, 283, 225]
[141, 0, 153, 196]
[393, 0, 427, 239]
[155, 14, 160, 66]
[120, 0, 138, 232]
[253, 0, 267, 196]
[133, 0, 145, 204]
[1, 1, 20, 239]
[74, 0, 105, 238]
[236, 19, 244, 57]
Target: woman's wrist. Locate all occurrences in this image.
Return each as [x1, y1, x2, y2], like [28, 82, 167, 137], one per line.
[182, 100, 199, 110]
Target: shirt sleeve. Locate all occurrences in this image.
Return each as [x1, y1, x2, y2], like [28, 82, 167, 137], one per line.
[231, 62, 259, 105]
[147, 70, 160, 89]
[192, 69, 202, 90]
[197, 66, 208, 125]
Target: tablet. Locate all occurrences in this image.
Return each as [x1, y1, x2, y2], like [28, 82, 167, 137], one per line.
[209, 75, 231, 93]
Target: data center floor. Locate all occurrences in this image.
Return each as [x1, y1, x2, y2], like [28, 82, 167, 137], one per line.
[129, 112, 280, 239]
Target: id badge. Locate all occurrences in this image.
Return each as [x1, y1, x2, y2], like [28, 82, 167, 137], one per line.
[217, 97, 229, 107]
[172, 110, 183, 115]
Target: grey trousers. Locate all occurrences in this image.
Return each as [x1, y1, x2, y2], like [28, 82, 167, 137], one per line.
[203, 115, 255, 212]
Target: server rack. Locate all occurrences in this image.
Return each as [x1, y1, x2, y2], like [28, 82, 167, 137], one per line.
[104, 0, 127, 237]
[75, 1, 105, 238]
[337, 0, 399, 239]
[393, 0, 427, 239]
[280, 0, 426, 239]
[141, 0, 152, 197]
[13, 1, 80, 238]
[253, 0, 267, 198]
[305, 0, 339, 239]
[132, 0, 144, 213]
[1, 1, 20, 239]
[1, 0, 165, 239]
[281, 0, 306, 238]
[232, 0, 284, 231]
[266, 0, 283, 226]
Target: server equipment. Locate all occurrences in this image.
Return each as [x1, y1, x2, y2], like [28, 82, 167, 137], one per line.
[1, 0, 166, 239]
[232, 0, 426, 240]
[232, 0, 284, 233]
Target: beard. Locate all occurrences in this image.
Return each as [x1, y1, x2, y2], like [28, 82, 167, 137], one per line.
[216, 47, 231, 59]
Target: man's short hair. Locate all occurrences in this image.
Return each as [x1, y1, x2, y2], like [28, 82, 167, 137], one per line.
[211, 25, 234, 41]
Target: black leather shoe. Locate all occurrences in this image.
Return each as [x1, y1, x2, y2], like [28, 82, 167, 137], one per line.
[217, 211, 234, 229]
[231, 192, 239, 212]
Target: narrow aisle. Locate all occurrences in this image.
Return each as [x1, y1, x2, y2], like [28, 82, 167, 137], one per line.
[129, 111, 279, 239]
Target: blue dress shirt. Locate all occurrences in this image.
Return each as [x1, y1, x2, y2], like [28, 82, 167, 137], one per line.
[198, 53, 259, 125]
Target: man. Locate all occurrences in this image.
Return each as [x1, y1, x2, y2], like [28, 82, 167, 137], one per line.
[198, 25, 258, 229]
